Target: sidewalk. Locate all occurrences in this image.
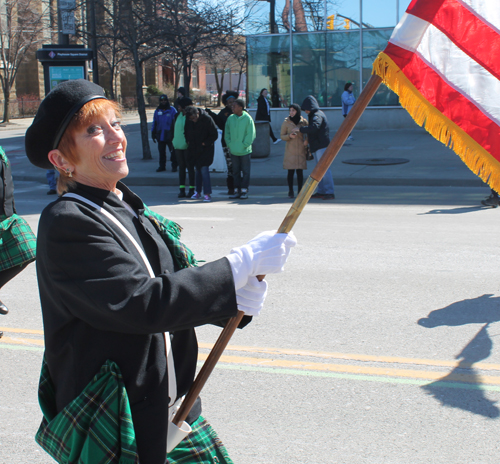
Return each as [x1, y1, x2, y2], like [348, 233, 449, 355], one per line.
[0, 112, 485, 188]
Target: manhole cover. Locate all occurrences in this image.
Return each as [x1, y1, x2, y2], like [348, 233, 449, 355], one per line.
[342, 158, 410, 166]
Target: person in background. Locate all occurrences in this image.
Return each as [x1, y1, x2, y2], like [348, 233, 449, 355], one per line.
[341, 82, 356, 141]
[173, 87, 186, 112]
[24, 79, 297, 463]
[46, 169, 57, 195]
[184, 106, 218, 202]
[152, 94, 177, 172]
[299, 95, 335, 200]
[206, 90, 238, 195]
[172, 97, 196, 198]
[256, 88, 281, 145]
[281, 104, 308, 198]
[0, 146, 37, 338]
[225, 99, 256, 200]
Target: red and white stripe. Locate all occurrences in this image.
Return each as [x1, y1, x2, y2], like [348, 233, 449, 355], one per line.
[384, 0, 500, 159]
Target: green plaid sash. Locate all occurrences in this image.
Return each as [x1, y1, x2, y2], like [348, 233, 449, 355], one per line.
[36, 359, 140, 464]
[0, 214, 36, 271]
[143, 205, 197, 269]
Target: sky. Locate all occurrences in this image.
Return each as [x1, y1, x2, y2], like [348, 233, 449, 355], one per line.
[336, 0, 413, 28]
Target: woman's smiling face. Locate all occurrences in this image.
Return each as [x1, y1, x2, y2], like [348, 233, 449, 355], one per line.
[71, 107, 128, 192]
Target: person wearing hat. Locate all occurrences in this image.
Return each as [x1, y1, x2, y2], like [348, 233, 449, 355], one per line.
[151, 94, 177, 172]
[171, 96, 196, 198]
[25, 79, 297, 464]
[173, 86, 186, 112]
[205, 90, 238, 195]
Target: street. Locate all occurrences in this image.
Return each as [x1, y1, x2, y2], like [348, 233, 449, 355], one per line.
[0, 183, 499, 463]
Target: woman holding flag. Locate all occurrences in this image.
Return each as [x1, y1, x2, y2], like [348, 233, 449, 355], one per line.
[25, 79, 296, 464]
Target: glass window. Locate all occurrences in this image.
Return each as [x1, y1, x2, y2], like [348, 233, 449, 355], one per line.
[326, 30, 360, 107]
[362, 28, 399, 106]
[247, 35, 291, 108]
[292, 31, 359, 107]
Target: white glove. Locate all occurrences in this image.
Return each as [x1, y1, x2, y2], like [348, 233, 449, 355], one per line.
[227, 230, 297, 290]
[236, 277, 268, 317]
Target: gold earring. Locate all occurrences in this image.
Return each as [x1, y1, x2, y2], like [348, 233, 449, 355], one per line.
[66, 168, 73, 178]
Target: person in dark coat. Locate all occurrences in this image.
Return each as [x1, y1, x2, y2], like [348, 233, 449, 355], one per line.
[151, 95, 177, 172]
[255, 88, 281, 144]
[184, 106, 218, 202]
[171, 97, 195, 198]
[298, 95, 335, 200]
[24, 79, 297, 464]
[206, 90, 238, 194]
[0, 146, 37, 336]
[173, 86, 186, 112]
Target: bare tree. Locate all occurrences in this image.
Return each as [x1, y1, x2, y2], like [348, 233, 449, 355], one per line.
[101, 0, 174, 160]
[0, 0, 45, 122]
[162, 0, 244, 96]
[202, 46, 233, 106]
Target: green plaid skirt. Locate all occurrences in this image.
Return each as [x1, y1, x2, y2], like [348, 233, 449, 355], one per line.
[0, 213, 36, 271]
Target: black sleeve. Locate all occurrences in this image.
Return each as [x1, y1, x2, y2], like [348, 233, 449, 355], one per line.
[300, 114, 321, 134]
[38, 204, 239, 335]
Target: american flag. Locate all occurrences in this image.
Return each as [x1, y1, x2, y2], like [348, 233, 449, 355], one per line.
[373, 0, 500, 191]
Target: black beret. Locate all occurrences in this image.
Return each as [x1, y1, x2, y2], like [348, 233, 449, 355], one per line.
[25, 79, 107, 169]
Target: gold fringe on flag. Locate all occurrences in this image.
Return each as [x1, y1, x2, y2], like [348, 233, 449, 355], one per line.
[373, 52, 500, 193]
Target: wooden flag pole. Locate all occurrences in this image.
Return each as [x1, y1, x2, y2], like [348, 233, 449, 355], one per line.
[173, 74, 383, 427]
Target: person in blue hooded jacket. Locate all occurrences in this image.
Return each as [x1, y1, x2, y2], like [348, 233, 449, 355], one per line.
[298, 95, 335, 200]
[152, 95, 177, 172]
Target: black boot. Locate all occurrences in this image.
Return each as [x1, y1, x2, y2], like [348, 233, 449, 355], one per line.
[0, 300, 8, 315]
[178, 189, 186, 198]
[288, 190, 294, 198]
[188, 188, 195, 197]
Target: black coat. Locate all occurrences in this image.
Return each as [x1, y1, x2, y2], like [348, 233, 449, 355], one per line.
[0, 156, 15, 217]
[36, 182, 249, 463]
[206, 106, 233, 147]
[184, 108, 219, 168]
[255, 95, 271, 121]
[299, 95, 330, 153]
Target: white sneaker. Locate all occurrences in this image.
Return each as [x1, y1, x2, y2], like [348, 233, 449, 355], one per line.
[203, 194, 211, 202]
[273, 138, 281, 144]
[347, 136, 353, 141]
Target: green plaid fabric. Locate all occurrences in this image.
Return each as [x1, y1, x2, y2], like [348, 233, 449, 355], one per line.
[0, 214, 36, 271]
[143, 205, 198, 269]
[169, 416, 234, 464]
[36, 358, 140, 464]
[0, 146, 9, 166]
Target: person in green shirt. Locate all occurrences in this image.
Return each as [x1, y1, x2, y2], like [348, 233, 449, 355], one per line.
[224, 99, 256, 199]
[172, 97, 195, 198]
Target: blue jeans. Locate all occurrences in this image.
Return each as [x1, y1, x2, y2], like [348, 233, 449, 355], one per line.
[195, 165, 212, 195]
[231, 154, 251, 191]
[313, 148, 334, 194]
[46, 169, 58, 190]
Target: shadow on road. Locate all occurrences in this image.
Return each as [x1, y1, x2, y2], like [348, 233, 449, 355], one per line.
[418, 295, 500, 418]
[419, 206, 486, 215]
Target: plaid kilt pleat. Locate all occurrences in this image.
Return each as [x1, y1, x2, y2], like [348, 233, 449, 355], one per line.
[168, 416, 234, 464]
[0, 214, 36, 271]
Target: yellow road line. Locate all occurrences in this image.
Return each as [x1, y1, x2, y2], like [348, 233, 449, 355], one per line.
[197, 353, 500, 385]
[0, 327, 44, 335]
[1, 336, 44, 346]
[198, 343, 500, 371]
